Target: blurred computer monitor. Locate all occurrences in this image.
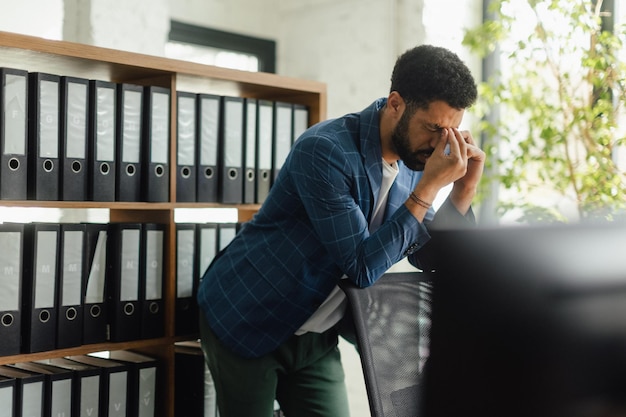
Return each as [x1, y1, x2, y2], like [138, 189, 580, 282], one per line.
[421, 222, 626, 417]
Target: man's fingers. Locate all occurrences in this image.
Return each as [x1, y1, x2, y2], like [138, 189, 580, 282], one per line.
[443, 128, 462, 155]
[458, 129, 476, 146]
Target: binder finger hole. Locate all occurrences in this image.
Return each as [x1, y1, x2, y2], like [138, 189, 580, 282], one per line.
[149, 302, 160, 314]
[43, 159, 54, 173]
[123, 302, 135, 316]
[39, 309, 51, 323]
[154, 164, 165, 177]
[204, 167, 214, 179]
[262, 170, 269, 180]
[246, 169, 255, 181]
[228, 168, 238, 180]
[100, 162, 110, 175]
[66, 307, 77, 321]
[71, 160, 82, 173]
[180, 166, 191, 179]
[126, 164, 136, 176]
[1, 313, 14, 327]
[8, 157, 20, 171]
[90, 304, 101, 318]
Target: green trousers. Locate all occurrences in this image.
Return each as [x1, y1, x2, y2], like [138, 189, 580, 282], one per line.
[199, 314, 351, 417]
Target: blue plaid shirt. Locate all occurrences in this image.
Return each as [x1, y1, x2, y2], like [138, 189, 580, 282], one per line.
[197, 98, 470, 358]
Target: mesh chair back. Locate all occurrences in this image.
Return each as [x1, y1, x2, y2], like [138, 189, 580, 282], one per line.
[340, 272, 433, 417]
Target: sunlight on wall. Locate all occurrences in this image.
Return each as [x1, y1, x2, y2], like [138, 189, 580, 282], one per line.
[174, 208, 238, 223]
[0, 208, 109, 224]
[0, 0, 63, 39]
[165, 41, 259, 72]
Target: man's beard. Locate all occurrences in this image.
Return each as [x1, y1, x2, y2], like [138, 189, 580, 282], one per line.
[390, 111, 432, 172]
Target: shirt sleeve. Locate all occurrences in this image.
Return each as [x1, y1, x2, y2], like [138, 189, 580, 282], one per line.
[409, 196, 477, 271]
[289, 133, 430, 287]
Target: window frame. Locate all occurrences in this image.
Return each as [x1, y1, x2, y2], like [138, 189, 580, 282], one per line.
[168, 20, 276, 73]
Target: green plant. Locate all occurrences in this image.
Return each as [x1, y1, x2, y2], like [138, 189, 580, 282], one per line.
[464, 0, 626, 223]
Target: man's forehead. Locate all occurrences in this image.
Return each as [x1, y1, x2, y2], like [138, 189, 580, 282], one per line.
[412, 102, 464, 128]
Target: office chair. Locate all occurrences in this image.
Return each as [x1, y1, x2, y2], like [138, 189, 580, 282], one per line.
[339, 272, 433, 417]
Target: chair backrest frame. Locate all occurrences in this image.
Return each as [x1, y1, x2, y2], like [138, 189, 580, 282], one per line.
[340, 271, 433, 417]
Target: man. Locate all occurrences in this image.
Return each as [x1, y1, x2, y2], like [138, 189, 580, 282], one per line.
[197, 44, 484, 417]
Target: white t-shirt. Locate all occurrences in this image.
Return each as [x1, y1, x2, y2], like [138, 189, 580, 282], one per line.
[295, 160, 399, 335]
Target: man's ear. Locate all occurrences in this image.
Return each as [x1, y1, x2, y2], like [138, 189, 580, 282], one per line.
[387, 91, 405, 116]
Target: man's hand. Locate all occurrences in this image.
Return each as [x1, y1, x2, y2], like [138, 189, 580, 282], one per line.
[449, 128, 485, 214]
[413, 128, 485, 215]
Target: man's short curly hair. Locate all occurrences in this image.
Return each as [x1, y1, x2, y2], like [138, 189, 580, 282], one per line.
[390, 45, 477, 110]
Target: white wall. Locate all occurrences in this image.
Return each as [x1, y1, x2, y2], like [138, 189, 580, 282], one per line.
[167, 0, 482, 118]
[0, 0, 63, 40]
[274, 0, 398, 118]
[167, 0, 399, 117]
[62, 0, 170, 56]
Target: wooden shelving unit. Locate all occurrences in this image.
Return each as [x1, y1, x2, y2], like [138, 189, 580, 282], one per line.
[0, 30, 326, 417]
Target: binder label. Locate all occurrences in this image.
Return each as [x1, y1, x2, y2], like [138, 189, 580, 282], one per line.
[245, 100, 257, 167]
[22, 381, 44, 416]
[3, 73, 27, 155]
[122, 90, 142, 164]
[85, 231, 107, 304]
[39, 79, 60, 158]
[120, 229, 140, 302]
[35, 230, 58, 309]
[176, 229, 195, 298]
[275, 104, 292, 169]
[96, 86, 116, 162]
[81, 375, 100, 416]
[0, 231, 21, 311]
[66, 82, 88, 159]
[62, 230, 84, 306]
[225, 99, 243, 168]
[199, 227, 217, 279]
[109, 371, 128, 417]
[151, 91, 169, 164]
[293, 105, 309, 141]
[199, 96, 218, 166]
[258, 103, 272, 170]
[219, 225, 237, 250]
[145, 230, 164, 300]
[177, 95, 196, 166]
[0, 386, 13, 417]
[138, 367, 156, 417]
[51, 379, 72, 417]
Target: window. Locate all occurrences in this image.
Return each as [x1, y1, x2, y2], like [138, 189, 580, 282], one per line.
[166, 20, 276, 73]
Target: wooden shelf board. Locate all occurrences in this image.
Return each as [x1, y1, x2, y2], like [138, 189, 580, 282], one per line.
[0, 31, 326, 98]
[0, 337, 174, 366]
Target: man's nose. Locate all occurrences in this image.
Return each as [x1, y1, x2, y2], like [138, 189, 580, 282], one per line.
[430, 129, 445, 148]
